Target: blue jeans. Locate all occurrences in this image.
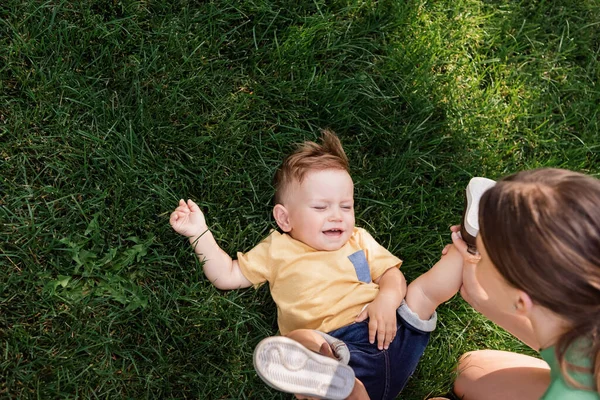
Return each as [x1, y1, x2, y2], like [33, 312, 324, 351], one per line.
[326, 304, 434, 400]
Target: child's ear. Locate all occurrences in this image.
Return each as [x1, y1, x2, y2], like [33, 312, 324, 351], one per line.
[273, 204, 292, 232]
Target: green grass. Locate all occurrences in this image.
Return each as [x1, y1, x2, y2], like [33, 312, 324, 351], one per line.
[1, 0, 599, 398]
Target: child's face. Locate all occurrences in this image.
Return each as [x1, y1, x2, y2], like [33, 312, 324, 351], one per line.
[283, 169, 355, 251]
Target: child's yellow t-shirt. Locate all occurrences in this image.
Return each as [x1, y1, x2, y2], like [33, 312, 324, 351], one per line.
[236, 227, 402, 335]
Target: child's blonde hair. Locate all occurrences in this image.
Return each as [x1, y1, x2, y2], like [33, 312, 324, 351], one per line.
[273, 129, 349, 205]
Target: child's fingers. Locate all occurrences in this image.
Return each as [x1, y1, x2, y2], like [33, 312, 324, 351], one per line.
[187, 199, 202, 213]
[169, 211, 181, 226]
[176, 205, 190, 213]
[382, 322, 396, 350]
[172, 206, 187, 218]
[368, 319, 377, 345]
[170, 209, 191, 225]
[376, 319, 394, 350]
[377, 324, 386, 350]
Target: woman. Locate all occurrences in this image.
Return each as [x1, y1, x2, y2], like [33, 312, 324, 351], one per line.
[450, 168, 600, 399]
[295, 168, 599, 400]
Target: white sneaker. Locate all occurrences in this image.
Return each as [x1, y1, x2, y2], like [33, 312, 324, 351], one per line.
[460, 177, 496, 253]
[253, 336, 355, 399]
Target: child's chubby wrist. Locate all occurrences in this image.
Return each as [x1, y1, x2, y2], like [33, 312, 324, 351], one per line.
[379, 284, 405, 298]
[187, 227, 210, 244]
[375, 290, 403, 308]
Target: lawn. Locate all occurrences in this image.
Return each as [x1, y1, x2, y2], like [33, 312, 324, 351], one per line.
[1, 0, 599, 398]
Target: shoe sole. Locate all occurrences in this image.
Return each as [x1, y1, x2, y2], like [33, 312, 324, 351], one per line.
[460, 177, 496, 253]
[253, 336, 355, 400]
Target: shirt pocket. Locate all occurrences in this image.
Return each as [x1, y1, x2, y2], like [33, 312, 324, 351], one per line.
[348, 250, 371, 283]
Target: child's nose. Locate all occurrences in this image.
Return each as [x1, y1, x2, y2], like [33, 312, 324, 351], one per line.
[328, 207, 342, 221]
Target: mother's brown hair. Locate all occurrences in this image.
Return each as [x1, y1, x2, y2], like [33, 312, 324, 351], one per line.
[479, 168, 600, 392]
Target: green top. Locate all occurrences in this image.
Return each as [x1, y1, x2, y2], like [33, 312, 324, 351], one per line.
[540, 345, 599, 400]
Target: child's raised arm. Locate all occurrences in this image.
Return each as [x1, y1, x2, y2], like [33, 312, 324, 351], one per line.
[170, 199, 252, 290]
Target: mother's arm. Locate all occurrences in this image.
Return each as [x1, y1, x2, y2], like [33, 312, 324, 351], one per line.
[450, 227, 540, 350]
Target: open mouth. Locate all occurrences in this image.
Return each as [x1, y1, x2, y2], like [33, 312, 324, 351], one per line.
[323, 229, 344, 236]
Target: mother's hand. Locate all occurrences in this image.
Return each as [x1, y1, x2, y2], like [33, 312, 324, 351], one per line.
[448, 226, 489, 310]
[448, 226, 539, 349]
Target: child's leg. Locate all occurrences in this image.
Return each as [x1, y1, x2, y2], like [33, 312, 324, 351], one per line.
[284, 331, 372, 400]
[286, 330, 337, 356]
[253, 330, 357, 400]
[286, 329, 350, 365]
[405, 244, 464, 320]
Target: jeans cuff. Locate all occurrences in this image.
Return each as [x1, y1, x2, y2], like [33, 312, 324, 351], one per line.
[397, 299, 437, 332]
[312, 330, 351, 365]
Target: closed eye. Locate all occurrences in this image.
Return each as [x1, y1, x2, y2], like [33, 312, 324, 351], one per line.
[312, 206, 326, 210]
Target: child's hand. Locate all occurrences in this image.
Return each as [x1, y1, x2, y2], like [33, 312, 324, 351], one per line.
[355, 294, 398, 351]
[169, 199, 209, 238]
